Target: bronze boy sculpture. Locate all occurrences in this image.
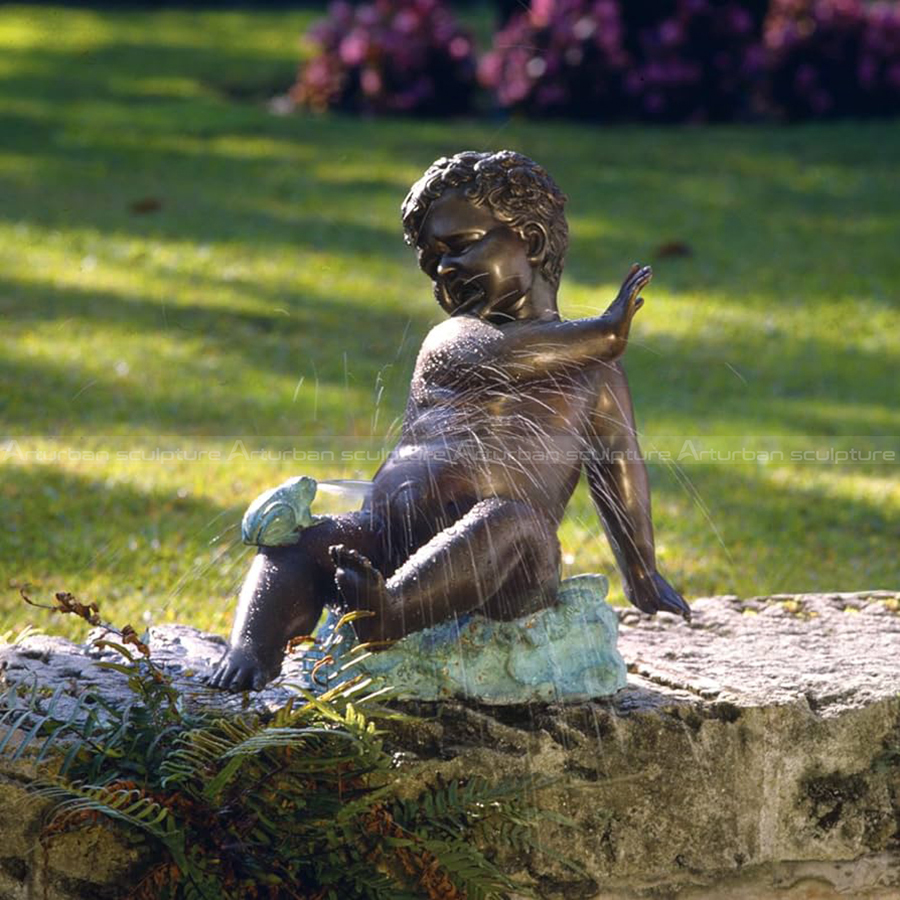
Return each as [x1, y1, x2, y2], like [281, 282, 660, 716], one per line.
[210, 150, 689, 692]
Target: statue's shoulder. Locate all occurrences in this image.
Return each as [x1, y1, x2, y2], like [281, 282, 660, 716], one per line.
[418, 316, 503, 363]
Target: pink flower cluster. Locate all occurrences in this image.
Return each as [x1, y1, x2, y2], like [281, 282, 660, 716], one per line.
[292, 0, 900, 122]
[292, 0, 475, 115]
[624, 0, 765, 122]
[478, 0, 629, 118]
[765, 0, 900, 118]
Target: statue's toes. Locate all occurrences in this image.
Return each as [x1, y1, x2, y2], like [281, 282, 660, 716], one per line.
[208, 648, 272, 692]
[329, 544, 379, 578]
[330, 545, 385, 609]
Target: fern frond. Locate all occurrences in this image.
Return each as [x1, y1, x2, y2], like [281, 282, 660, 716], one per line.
[35, 781, 173, 840]
[220, 725, 356, 758]
[0, 681, 85, 762]
[4, 621, 566, 900]
[158, 717, 254, 784]
[416, 836, 525, 900]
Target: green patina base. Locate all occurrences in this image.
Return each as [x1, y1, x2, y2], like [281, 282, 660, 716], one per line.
[244, 476, 627, 703]
[322, 573, 626, 704]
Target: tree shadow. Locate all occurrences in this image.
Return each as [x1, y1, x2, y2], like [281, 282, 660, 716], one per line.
[616, 326, 899, 437]
[644, 452, 899, 596]
[0, 276, 428, 433]
[3, 33, 897, 321]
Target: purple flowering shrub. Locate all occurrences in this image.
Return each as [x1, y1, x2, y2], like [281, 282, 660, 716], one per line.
[859, 3, 900, 117]
[291, 0, 900, 122]
[625, 0, 765, 122]
[292, 0, 477, 115]
[764, 0, 900, 119]
[478, 0, 630, 119]
[480, 0, 764, 122]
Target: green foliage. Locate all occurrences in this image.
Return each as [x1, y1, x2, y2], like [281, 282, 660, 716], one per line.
[1, 629, 557, 899]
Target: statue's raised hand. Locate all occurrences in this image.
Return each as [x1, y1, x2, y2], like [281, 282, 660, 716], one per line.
[604, 263, 652, 334]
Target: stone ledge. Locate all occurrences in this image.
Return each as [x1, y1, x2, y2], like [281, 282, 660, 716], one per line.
[1, 591, 898, 898]
[618, 591, 900, 715]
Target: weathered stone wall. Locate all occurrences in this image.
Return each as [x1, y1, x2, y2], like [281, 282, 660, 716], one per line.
[0, 759, 148, 900]
[1, 591, 898, 899]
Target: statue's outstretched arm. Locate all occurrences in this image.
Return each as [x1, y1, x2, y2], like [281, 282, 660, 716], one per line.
[585, 361, 691, 620]
[497, 265, 651, 377]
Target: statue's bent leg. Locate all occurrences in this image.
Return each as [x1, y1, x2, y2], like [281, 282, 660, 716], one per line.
[331, 498, 560, 642]
[209, 512, 383, 691]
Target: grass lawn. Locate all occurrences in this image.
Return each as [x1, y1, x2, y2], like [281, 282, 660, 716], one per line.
[1, 5, 898, 640]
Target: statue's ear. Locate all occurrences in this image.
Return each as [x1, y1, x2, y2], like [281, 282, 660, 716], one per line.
[524, 223, 549, 266]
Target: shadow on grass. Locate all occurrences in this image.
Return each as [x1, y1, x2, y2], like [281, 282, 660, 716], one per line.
[0, 275, 427, 432]
[624, 329, 900, 436]
[641, 453, 899, 595]
[3, 32, 899, 322]
[2, 273, 897, 440]
[3, 35, 896, 299]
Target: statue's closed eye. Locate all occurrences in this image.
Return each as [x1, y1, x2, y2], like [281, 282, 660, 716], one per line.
[418, 246, 437, 271]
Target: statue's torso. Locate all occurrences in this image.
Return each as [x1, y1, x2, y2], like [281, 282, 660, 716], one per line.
[369, 317, 600, 532]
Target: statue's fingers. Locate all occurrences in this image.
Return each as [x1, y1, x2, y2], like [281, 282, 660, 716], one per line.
[218, 664, 236, 690]
[215, 656, 245, 691]
[619, 263, 641, 293]
[630, 272, 652, 298]
[625, 265, 651, 296]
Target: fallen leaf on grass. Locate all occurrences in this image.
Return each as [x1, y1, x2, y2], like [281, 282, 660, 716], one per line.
[129, 197, 163, 214]
[655, 240, 693, 258]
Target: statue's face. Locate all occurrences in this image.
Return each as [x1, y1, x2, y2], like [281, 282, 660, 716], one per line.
[415, 188, 539, 323]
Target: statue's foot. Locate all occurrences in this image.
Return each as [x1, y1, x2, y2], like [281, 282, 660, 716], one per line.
[626, 572, 692, 622]
[329, 544, 388, 635]
[207, 646, 279, 692]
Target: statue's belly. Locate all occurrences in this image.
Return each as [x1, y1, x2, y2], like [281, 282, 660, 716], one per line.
[369, 381, 594, 530]
[370, 427, 583, 519]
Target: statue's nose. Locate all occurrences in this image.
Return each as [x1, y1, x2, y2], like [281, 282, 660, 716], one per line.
[436, 259, 456, 279]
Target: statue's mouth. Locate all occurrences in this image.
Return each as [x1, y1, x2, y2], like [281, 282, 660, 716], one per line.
[445, 276, 487, 317]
